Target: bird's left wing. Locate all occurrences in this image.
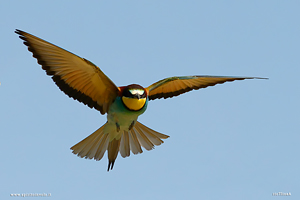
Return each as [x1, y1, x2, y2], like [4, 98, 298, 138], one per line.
[146, 75, 266, 100]
[16, 29, 119, 114]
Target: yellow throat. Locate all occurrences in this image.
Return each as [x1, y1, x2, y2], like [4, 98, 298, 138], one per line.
[122, 96, 146, 111]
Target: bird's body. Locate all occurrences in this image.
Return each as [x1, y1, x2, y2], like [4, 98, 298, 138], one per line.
[73, 94, 150, 170]
[107, 96, 147, 133]
[16, 29, 266, 171]
[104, 93, 148, 142]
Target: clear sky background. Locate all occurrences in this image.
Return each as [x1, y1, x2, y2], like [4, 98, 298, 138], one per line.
[0, 1, 299, 200]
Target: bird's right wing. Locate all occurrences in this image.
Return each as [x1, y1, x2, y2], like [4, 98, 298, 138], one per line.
[16, 29, 119, 114]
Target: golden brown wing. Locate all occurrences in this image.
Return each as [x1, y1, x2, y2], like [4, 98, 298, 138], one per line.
[146, 75, 267, 100]
[16, 29, 119, 114]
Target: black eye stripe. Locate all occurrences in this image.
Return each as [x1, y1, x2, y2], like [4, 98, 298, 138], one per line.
[122, 84, 147, 98]
[123, 89, 131, 97]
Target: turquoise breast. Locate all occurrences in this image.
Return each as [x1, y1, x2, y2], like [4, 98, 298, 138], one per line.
[107, 96, 148, 128]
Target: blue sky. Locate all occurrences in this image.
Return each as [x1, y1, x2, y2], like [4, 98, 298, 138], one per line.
[1, 1, 299, 200]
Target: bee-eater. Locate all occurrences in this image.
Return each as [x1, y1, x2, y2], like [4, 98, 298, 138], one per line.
[16, 29, 266, 171]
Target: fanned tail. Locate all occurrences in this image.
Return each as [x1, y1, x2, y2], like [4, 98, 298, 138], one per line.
[71, 121, 169, 171]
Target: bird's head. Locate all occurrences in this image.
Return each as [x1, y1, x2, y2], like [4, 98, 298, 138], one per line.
[120, 84, 147, 111]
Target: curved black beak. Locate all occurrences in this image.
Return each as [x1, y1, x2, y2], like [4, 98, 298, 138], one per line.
[135, 94, 141, 99]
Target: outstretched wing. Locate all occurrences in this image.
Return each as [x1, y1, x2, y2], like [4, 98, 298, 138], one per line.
[16, 29, 119, 114]
[146, 75, 266, 100]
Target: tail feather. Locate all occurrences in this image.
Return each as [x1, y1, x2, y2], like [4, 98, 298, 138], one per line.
[71, 124, 107, 159]
[119, 131, 130, 158]
[133, 126, 154, 151]
[107, 139, 121, 171]
[134, 121, 169, 145]
[82, 132, 107, 159]
[70, 121, 170, 171]
[94, 134, 109, 161]
[128, 129, 143, 154]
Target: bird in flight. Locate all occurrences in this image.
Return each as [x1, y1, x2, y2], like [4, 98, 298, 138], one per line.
[15, 29, 266, 171]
